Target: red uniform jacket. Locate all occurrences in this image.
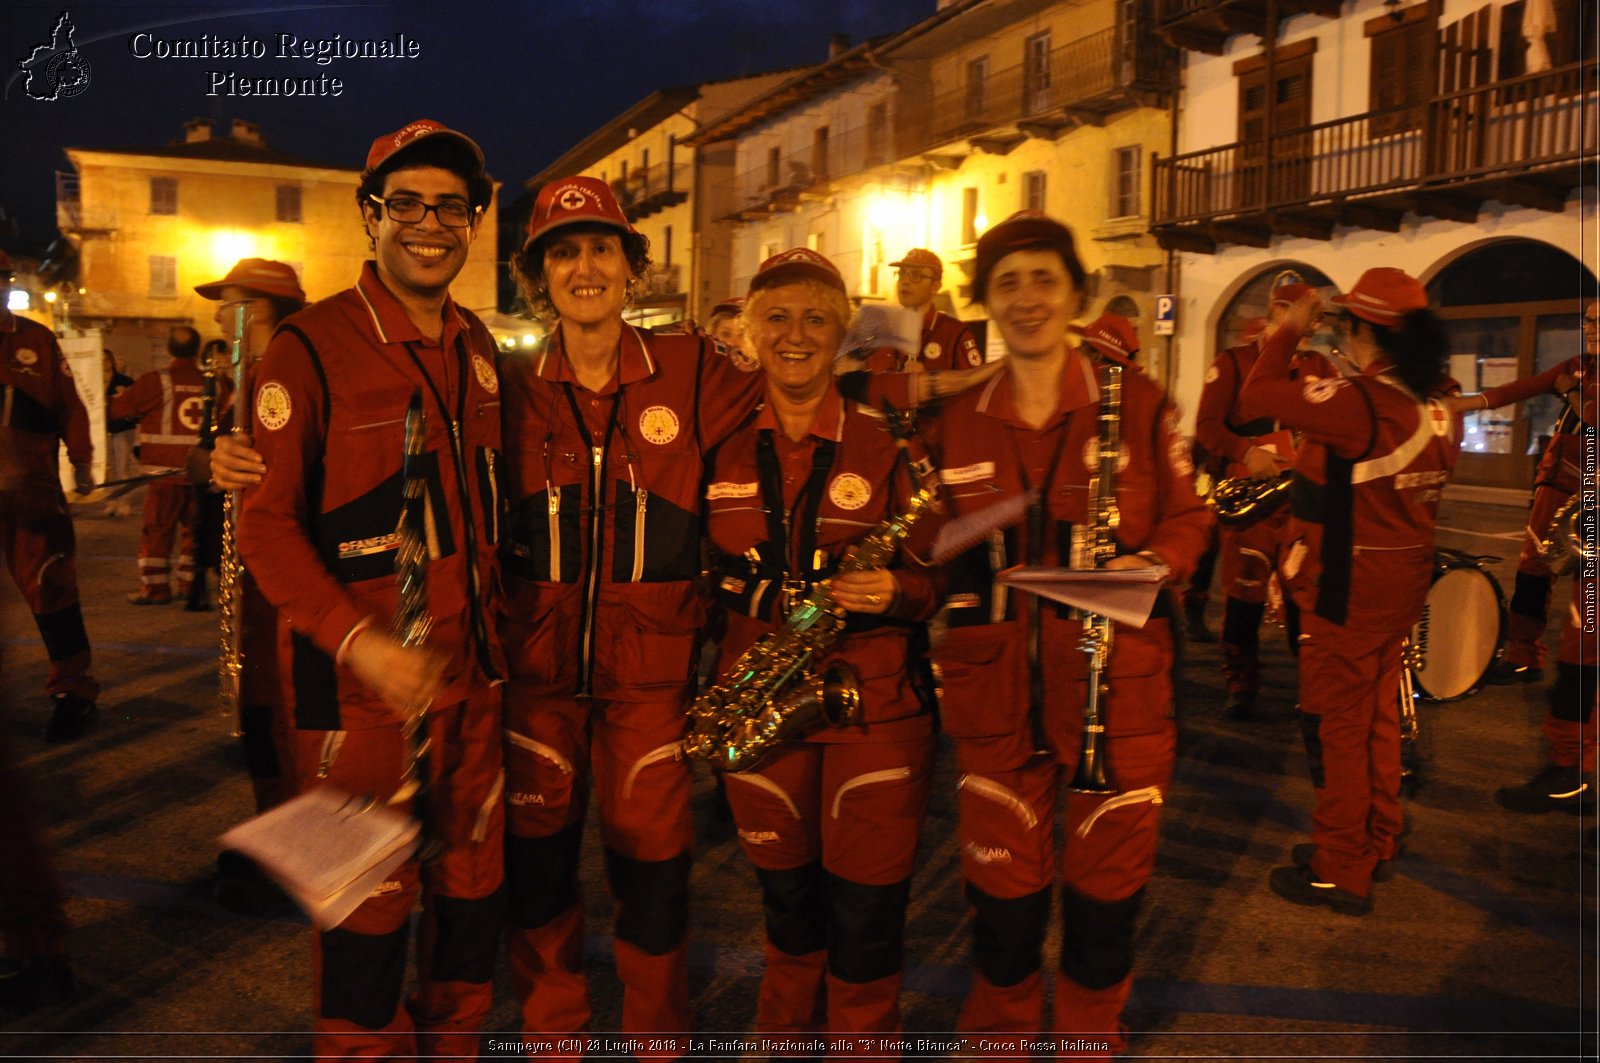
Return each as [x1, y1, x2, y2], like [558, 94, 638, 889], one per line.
[1194, 339, 1335, 478]
[110, 357, 207, 472]
[0, 311, 90, 488]
[498, 323, 764, 701]
[862, 307, 983, 373]
[706, 390, 940, 738]
[238, 262, 505, 730]
[927, 352, 1213, 770]
[1238, 324, 1462, 631]
[1481, 353, 1596, 494]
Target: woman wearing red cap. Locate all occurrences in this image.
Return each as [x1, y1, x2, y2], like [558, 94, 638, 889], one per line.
[1238, 267, 1459, 915]
[926, 211, 1210, 1057]
[700, 248, 940, 1040]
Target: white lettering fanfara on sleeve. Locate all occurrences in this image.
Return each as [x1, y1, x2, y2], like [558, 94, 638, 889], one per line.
[939, 461, 996, 484]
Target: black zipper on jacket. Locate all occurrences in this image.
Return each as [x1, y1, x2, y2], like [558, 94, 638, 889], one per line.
[562, 381, 622, 698]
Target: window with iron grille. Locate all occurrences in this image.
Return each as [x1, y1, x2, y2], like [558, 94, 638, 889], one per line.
[1024, 32, 1053, 113]
[150, 177, 177, 215]
[149, 255, 177, 297]
[965, 56, 989, 121]
[276, 185, 302, 223]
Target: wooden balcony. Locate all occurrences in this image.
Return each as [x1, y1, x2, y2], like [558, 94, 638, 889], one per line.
[920, 21, 1176, 155]
[726, 118, 894, 221]
[1157, 0, 1340, 55]
[1150, 62, 1593, 254]
[613, 160, 691, 221]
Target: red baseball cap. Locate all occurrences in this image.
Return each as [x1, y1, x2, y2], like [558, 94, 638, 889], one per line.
[974, 211, 1081, 301]
[524, 176, 636, 251]
[1331, 267, 1428, 325]
[709, 295, 745, 317]
[748, 248, 847, 296]
[1270, 282, 1317, 306]
[889, 248, 942, 277]
[1071, 312, 1139, 363]
[364, 119, 484, 175]
[194, 258, 306, 305]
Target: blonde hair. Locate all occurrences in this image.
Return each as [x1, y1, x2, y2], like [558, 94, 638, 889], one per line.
[742, 279, 854, 339]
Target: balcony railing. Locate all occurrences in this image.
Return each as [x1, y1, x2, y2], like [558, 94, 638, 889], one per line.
[640, 263, 683, 298]
[731, 117, 893, 215]
[1156, 0, 1341, 53]
[1152, 62, 1593, 246]
[922, 23, 1175, 151]
[613, 159, 692, 219]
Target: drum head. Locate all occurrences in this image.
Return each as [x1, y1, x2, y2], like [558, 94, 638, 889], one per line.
[1409, 566, 1503, 700]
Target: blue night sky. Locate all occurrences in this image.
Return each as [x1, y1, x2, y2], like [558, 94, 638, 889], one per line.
[1, 0, 937, 248]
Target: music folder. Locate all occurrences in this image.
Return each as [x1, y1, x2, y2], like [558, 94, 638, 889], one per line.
[997, 565, 1171, 628]
[219, 787, 420, 929]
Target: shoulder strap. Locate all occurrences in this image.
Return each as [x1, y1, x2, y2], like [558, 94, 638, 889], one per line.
[278, 323, 332, 437]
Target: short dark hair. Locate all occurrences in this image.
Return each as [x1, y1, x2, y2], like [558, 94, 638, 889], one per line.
[169, 326, 200, 359]
[972, 238, 1087, 305]
[356, 137, 493, 214]
[511, 224, 652, 322]
[1360, 310, 1450, 400]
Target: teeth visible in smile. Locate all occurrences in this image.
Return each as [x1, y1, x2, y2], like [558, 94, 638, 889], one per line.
[573, 287, 604, 297]
[777, 351, 813, 360]
[407, 245, 447, 259]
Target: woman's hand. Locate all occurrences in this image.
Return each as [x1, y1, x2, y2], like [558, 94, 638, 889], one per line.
[343, 627, 447, 722]
[830, 568, 898, 615]
[1242, 445, 1286, 480]
[211, 432, 266, 489]
[914, 359, 1005, 404]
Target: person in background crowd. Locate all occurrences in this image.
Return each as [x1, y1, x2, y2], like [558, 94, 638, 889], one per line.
[110, 325, 206, 605]
[1450, 298, 1599, 812]
[861, 248, 983, 373]
[927, 211, 1210, 1059]
[1194, 283, 1338, 721]
[1241, 269, 1459, 916]
[192, 258, 308, 915]
[101, 349, 137, 518]
[1071, 312, 1142, 372]
[0, 249, 100, 741]
[222, 119, 506, 1061]
[705, 248, 940, 1040]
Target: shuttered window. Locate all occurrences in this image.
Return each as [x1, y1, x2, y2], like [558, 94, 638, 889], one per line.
[1367, 6, 1437, 135]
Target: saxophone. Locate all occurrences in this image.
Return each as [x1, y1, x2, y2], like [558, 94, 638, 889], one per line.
[683, 454, 940, 775]
[216, 302, 251, 724]
[1538, 493, 1597, 576]
[1206, 473, 1293, 528]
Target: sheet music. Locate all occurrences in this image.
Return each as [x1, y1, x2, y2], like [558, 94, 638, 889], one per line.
[998, 565, 1171, 628]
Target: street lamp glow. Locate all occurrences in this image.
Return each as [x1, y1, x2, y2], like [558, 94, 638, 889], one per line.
[521, 333, 537, 347]
[44, 290, 59, 303]
[6, 290, 29, 311]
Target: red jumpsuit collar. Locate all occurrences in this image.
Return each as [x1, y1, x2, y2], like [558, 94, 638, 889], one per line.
[752, 386, 846, 443]
[976, 346, 1097, 430]
[352, 260, 468, 348]
[535, 321, 658, 394]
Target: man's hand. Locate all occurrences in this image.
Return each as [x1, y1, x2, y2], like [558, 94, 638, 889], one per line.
[343, 627, 447, 722]
[830, 568, 899, 615]
[72, 463, 94, 495]
[1242, 446, 1285, 480]
[212, 432, 266, 489]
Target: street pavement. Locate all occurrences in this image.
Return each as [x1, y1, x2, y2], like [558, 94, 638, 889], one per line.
[0, 495, 1594, 1061]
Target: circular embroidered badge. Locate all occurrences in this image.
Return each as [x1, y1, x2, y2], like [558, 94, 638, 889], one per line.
[256, 381, 292, 431]
[639, 405, 680, 445]
[828, 472, 871, 510]
[14, 348, 38, 367]
[472, 353, 498, 394]
[922, 341, 942, 362]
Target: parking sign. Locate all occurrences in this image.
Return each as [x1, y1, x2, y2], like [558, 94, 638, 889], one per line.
[1154, 294, 1176, 336]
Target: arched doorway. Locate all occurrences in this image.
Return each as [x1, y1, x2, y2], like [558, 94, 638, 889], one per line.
[1427, 239, 1597, 489]
[1214, 262, 1335, 353]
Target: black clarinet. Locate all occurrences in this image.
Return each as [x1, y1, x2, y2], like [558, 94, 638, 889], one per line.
[391, 392, 444, 862]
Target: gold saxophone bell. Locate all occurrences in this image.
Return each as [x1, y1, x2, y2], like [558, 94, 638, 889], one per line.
[1538, 494, 1597, 576]
[1207, 474, 1293, 528]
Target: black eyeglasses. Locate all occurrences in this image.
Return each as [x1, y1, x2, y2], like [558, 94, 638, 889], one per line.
[367, 194, 478, 228]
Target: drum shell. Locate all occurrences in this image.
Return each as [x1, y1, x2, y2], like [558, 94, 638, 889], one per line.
[1407, 548, 1505, 702]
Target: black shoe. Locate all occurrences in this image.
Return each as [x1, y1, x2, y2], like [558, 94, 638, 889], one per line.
[1484, 659, 1543, 685]
[1268, 864, 1371, 915]
[44, 693, 97, 743]
[1495, 763, 1597, 814]
[1224, 692, 1255, 720]
[1291, 842, 1397, 883]
[0, 955, 75, 1013]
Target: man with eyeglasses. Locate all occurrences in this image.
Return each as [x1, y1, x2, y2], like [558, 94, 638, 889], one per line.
[226, 119, 506, 1061]
[862, 248, 983, 373]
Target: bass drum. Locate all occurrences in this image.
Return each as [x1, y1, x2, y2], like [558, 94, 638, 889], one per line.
[1407, 548, 1505, 701]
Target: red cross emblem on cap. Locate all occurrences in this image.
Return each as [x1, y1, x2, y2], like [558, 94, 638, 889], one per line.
[559, 189, 587, 210]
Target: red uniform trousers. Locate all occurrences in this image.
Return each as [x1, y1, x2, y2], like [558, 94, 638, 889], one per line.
[291, 684, 504, 1063]
[501, 585, 698, 1057]
[0, 667, 70, 960]
[724, 724, 932, 1041]
[1546, 564, 1598, 770]
[952, 647, 1175, 1062]
[1502, 481, 1573, 669]
[137, 478, 197, 600]
[0, 481, 97, 700]
[1298, 613, 1406, 898]
[1217, 509, 1298, 698]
